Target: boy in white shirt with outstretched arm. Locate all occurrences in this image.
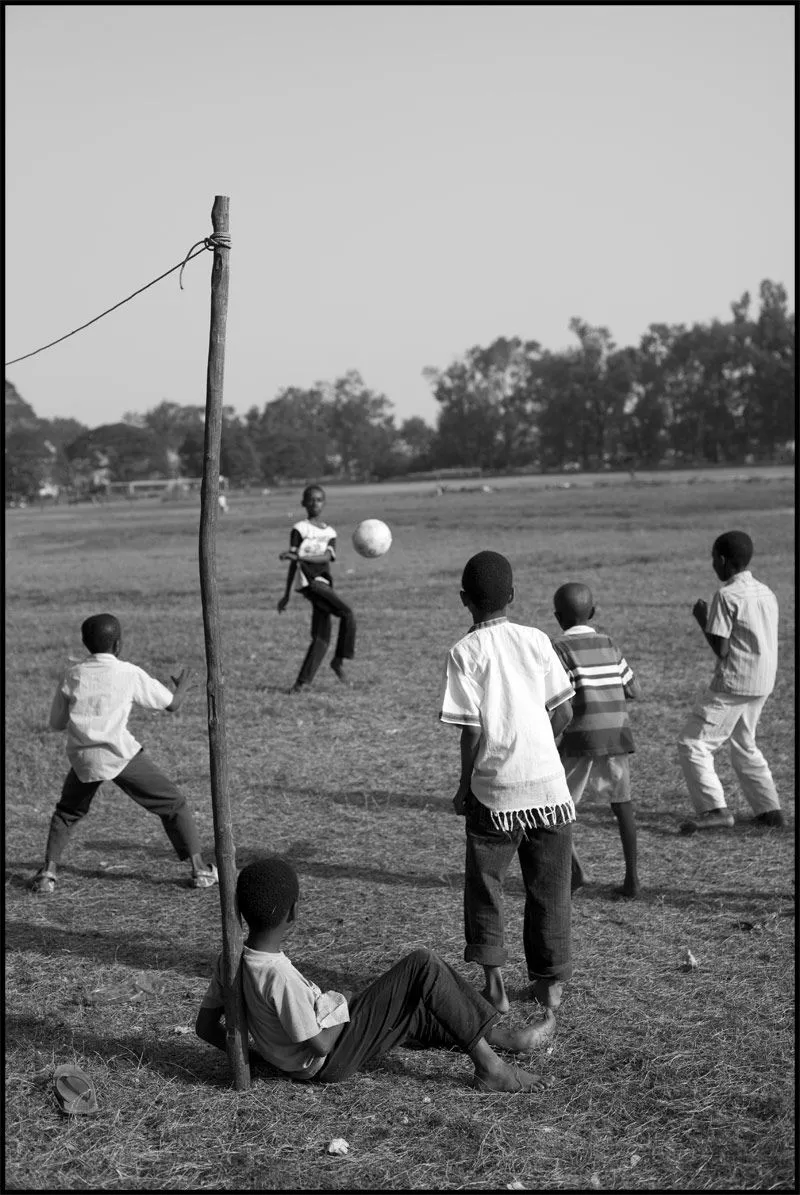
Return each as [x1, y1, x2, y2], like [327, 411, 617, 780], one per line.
[30, 612, 217, 894]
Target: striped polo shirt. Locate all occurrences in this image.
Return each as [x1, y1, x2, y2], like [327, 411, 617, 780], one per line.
[706, 571, 778, 696]
[551, 627, 635, 758]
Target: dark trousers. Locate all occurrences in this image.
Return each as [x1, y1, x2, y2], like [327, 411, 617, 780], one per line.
[464, 791, 573, 983]
[316, 948, 499, 1083]
[295, 581, 356, 687]
[44, 749, 202, 864]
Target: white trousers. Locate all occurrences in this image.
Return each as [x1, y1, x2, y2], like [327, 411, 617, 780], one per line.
[677, 688, 780, 816]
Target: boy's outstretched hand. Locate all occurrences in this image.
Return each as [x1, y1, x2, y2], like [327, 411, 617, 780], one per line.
[167, 667, 192, 713]
[277, 596, 289, 613]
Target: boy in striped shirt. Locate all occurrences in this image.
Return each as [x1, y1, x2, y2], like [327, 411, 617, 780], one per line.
[551, 583, 642, 899]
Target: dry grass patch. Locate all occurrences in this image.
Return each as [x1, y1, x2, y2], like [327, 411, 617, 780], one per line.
[5, 475, 795, 1190]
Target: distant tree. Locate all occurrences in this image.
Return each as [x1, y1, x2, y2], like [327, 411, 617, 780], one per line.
[5, 379, 40, 434]
[324, 371, 397, 480]
[65, 423, 170, 482]
[4, 427, 56, 501]
[4, 381, 89, 498]
[124, 401, 206, 451]
[397, 416, 435, 469]
[177, 426, 205, 478]
[252, 386, 331, 483]
[43, 417, 88, 452]
[748, 280, 795, 454]
[533, 322, 633, 470]
[425, 338, 542, 470]
[220, 416, 262, 485]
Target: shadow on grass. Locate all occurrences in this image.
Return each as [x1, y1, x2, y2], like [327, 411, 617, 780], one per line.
[283, 847, 463, 892]
[82, 838, 174, 854]
[5, 1011, 252, 1089]
[5, 1013, 450, 1090]
[6, 861, 198, 893]
[644, 887, 794, 913]
[4, 918, 213, 977]
[277, 786, 467, 813]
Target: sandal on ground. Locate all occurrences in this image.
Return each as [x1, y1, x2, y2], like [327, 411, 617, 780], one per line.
[30, 868, 57, 895]
[191, 864, 218, 889]
[54, 1064, 98, 1115]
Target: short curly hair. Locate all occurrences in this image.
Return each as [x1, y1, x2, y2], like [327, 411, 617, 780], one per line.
[713, 530, 753, 570]
[236, 857, 300, 932]
[81, 613, 121, 654]
[461, 551, 513, 614]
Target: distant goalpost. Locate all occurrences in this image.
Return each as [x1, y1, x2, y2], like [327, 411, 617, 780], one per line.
[104, 476, 229, 498]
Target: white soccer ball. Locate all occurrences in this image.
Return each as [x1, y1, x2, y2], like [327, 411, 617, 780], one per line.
[352, 518, 392, 558]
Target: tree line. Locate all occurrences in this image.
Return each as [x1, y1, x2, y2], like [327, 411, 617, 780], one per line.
[5, 279, 794, 501]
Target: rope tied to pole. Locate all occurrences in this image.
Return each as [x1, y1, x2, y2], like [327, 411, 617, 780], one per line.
[178, 233, 231, 290]
[5, 232, 232, 368]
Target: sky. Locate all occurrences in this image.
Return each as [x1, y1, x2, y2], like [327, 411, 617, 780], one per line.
[5, 4, 795, 432]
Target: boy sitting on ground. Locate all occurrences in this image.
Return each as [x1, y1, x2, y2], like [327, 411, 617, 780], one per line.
[196, 856, 555, 1093]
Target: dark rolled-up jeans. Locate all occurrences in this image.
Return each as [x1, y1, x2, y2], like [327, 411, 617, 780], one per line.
[316, 947, 499, 1083]
[44, 749, 202, 863]
[464, 790, 573, 983]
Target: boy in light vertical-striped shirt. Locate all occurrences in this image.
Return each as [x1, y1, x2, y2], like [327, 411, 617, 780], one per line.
[677, 530, 783, 832]
[551, 583, 642, 899]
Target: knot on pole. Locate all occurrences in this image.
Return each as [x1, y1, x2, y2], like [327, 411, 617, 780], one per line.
[179, 235, 232, 290]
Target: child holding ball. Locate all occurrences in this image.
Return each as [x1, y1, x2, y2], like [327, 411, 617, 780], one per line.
[440, 551, 575, 1015]
[277, 484, 356, 693]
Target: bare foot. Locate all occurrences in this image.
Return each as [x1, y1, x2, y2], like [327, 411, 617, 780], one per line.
[473, 1061, 550, 1093]
[616, 876, 641, 899]
[330, 660, 350, 685]
[571, 866, 588, 894]
[486, 1010, 556, 1053]
[528, 979, 563, 1010]
[482, 968, 510, 1013]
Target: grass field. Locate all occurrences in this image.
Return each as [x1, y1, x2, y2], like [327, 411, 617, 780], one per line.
[4, 472, 795, 1191]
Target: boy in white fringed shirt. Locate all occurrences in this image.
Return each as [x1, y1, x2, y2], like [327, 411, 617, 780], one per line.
[439, 551, 575, 1016]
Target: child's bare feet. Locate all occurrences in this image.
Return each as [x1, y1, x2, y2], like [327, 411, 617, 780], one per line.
[486, 1009, 556, 1053]
[571, 849, 589, 894]
[472, 1060, 550, 1092]
[528, 978, 564, 1010]
[330, 659, 350, 685]
[482, 966, 510, 1013]
[616, 875, 641, 899]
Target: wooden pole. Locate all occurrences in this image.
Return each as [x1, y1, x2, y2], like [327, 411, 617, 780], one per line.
[198, 195, 250, 1090]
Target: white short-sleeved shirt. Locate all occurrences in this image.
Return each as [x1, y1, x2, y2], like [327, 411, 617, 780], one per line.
[439, 618, 575, 820]
[291, 520, 337, 590]
[200, 948, 350, 1079]
[49, 653, 174, 781]
[706, 571, 779, 696]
